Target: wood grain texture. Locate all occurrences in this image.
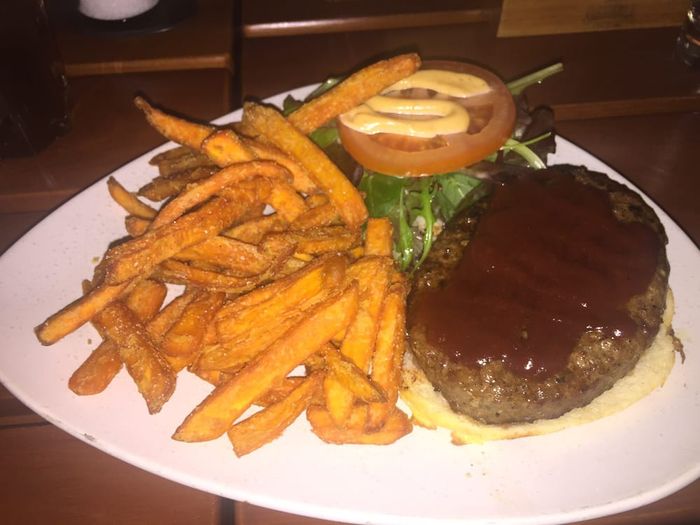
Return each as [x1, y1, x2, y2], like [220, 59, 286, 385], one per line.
[243, 9, 498, 37]
[498, 0, 688, 37]
[0, 69, 231, 213]
[0, 425, 223, 525]
[238, 24, 699, 118]
[242, 0, 499, 30]
[58, 0, 233, 76]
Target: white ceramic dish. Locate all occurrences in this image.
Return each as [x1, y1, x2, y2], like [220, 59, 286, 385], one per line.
[1, 86, 698, 525]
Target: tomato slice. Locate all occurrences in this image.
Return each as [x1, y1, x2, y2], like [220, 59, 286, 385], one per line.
[337, 61, 516, 177]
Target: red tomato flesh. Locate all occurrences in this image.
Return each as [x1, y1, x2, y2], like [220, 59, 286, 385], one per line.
[337, 61, 516, 177]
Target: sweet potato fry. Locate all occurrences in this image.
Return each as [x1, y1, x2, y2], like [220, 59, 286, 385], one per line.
[201, 128, 252, 166]
[241, 136, 318, 194]
[264, 226, 361, 258]
[40, 56, 420, 456]
[364, 217, 393, 257]
[173, 281, 359, 441]
[148, 289, 199, 342]
[201, 309, 309, 372]
[36, 279, 133, 345]
[215, 254, 347, 340]
[189, 366, 234, 387]
[138, 166, 216, 202]
[307, 405, 412, 445]
[253, 376, 306, 407]
[320, 344, 386, 403]
[103, 188, 264, 285]
[324, 256, 392, 425]
[290, 202, 340, 231]
[243, 102, 367, 229]
[149, 145, 192, 165]
[107, 177, 157, 219]
[276, 256, 309, 277]
[134, 96, 214, 149]
[215, 252, 342, 313]
[124, 215, 150, 237]
[154, 259, 262, 294]
[367, 281, 408, 430]
[175, 235, 294, 277]
[68, 341, 123, 396]
[157, 153, 215, 178]
[71, 287, 194, 390]
[267, 183, 308, 223]
[342, 257, 393, 368]
[228, 371, 323, 456]
[288, 53, 421, 134]
[95, 301, 176, 414]
[150, 160, 289, 230]
[305, 194, 329, 208]
[198, 124, 318, 195]
[292, 226, 361, 254]
[203, 321, 218, 346]
[69, 279, 167, 395]
[126, 279, 168, 318]
[161, 290, 225, 370]
[222, 214, 287, 244]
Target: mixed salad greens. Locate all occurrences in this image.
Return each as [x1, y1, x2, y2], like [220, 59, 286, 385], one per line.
[282, 62, 563, 272]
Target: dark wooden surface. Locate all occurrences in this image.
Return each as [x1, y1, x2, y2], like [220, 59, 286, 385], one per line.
[57, 0, 233, 75]
[1, 2, 699, 524]
[0, 69, 231, 213]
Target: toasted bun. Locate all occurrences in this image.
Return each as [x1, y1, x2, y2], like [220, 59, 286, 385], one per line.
[400, 290, 678, 445]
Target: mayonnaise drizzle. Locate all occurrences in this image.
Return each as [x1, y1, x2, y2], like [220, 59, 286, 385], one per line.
[339, 69, 491, 138]
[385, 69, 490, 98]
[340, 96, 470, 138]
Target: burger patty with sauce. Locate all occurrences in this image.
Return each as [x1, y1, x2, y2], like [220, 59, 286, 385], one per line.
[406, 165, 670, 425]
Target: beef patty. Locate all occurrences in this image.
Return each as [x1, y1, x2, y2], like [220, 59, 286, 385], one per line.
[407, 165, 669, 425]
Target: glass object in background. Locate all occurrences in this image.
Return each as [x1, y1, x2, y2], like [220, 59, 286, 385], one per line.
[677, 1, 700, 67]
[0, 0, 70, 157]
[79, 0, 160, 21]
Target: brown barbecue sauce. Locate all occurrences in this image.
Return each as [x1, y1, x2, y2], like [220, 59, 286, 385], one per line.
[409, 170, 662, 377]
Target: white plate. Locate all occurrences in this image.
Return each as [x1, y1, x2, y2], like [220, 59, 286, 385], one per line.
[1, 86, 699, 525]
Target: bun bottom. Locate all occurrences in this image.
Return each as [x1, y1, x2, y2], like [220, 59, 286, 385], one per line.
[400, 291, 679, 445]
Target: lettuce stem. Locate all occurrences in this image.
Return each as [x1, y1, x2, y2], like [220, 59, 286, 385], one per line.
[507, 63, 564, 96]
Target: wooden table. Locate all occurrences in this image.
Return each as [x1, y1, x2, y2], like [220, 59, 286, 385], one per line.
[1, 3, 699, 524]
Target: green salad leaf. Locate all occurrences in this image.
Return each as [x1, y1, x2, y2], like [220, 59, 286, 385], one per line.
[282, 95, 302, 116]
[283, 76, 342, 116]
[360, 171, 481, 272]
[433, 172, 482, 221]
[308, 125, 340, 149]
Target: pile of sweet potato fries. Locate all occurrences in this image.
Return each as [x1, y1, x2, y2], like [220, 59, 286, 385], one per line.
[35, 53, 421, 456]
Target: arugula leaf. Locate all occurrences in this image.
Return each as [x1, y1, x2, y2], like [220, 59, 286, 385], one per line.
[434, 172, 481, 221]
[396, 190, 414, 271]
[507, 63, 563, 96]
[360, 170, 481, 272]
[415, 178, 437, 269]
[282, 76, 343, 117]
[359, 171, 406, 221]
[305, 77, 342, 100]
[499, 137, 547, 169]
[309, 125, 340, 149]
[282, 95, 302, 116]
